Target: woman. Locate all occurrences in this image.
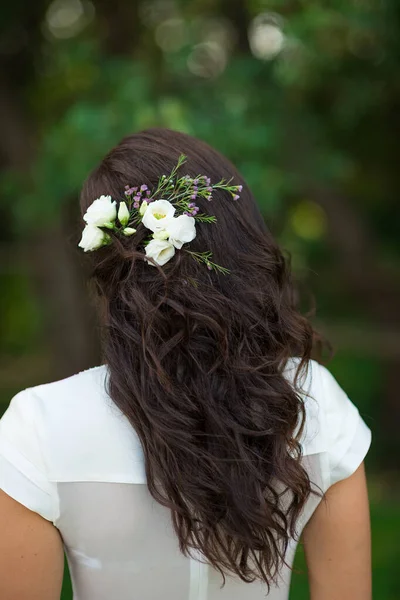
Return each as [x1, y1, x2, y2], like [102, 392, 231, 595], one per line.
[0, 129, 372, 599]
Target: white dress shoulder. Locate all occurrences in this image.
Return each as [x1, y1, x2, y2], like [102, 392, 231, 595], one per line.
[0, 359, 371, 600]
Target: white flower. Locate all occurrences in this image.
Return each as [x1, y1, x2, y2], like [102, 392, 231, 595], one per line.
[83, 195, 117, 227]
[139, 200, 148, 216]
[152, 229, 170, 240]
[118, 201, 130, 226]
[142, 199, 175, 232]
[165, 215, 196, 249]
[122, 227, 136, 236]
[145, 239, 175, 266]
[78, 225, 107, 252]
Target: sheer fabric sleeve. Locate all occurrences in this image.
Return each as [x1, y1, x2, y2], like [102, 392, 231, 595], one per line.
[318, 364, 372, 488]
[0, 389, 58, 524]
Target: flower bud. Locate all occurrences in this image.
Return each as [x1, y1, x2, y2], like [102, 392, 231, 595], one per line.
[153, 229, 169, 240]
[118, 201, 130, 226]
[139, 200, 148, 216]
[123, 227, 136, 236]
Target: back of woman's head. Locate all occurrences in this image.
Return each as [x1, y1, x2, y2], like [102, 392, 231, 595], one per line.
[80, 128, 319, 590]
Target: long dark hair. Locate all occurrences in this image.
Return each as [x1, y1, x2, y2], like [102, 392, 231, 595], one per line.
[80, 128, 322, 590]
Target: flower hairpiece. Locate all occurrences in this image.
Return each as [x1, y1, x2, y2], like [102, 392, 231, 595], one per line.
[78, 154, 242, 274]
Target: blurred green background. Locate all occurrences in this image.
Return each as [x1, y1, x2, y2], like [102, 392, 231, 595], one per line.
[0, 0, 399, 598]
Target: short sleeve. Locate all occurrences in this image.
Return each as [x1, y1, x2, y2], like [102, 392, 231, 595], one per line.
[0, 389, 59, 524]
[319, 365, 372, 488]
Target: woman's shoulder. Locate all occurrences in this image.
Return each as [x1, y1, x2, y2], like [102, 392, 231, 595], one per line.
[0, 365, 146, 485]
[5, 365, 115, 438]
[283, 358, 330, 456]
[29, 364, 109, 404]
[284, 357, 372, 488]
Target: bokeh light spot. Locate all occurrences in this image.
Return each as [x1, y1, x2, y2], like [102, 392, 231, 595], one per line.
[155, 18, 187, 53]
[249, 13, 285, 60]
[187, 41, 227, 78]
[290, 200, 327, 241]
[45, 0, 94, 39]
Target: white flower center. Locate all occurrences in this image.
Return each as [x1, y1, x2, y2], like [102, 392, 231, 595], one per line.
[159, 247, 171, 259]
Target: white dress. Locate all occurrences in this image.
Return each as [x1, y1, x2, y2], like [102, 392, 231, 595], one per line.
[0, 358, 371, 600]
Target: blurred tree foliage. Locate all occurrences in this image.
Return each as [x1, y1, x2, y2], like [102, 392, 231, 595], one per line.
[0, 0, 399, 464]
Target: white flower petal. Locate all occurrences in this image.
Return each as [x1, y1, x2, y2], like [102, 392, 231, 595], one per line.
[78, 225, 106, 252]
[165, 215, 196, 249]
[83, 195, 117, 227]
[145, 239, 175, 266]
[142, 200, 175, 232]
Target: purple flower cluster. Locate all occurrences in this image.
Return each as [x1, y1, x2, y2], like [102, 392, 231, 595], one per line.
[124, 185, 138, 196]
[206, 186, 213, 201]
[231, 185, 243, 201]
[184, 202, 199, 217]
[180, 174, 214, 203]
[124, 183, 153, 208]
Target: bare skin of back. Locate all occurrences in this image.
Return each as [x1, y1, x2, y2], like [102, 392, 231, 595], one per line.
[302, 462, 372, 600]
[0, 462, 371, 599]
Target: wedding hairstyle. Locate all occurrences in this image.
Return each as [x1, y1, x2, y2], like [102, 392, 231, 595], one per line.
[79, 128, 322, 591]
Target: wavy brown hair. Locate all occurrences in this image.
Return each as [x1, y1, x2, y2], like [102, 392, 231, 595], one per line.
[79, 128, 323, 591]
